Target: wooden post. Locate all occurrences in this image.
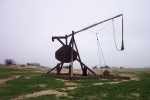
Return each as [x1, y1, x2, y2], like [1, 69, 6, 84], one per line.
[73, 37, 84, 71]
[65, 35, 68, 45]
[70, 31, 74, 77]
[56, 63, 60, 75]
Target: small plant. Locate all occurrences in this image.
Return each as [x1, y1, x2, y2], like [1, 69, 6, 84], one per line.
[4, 59, 16, 65]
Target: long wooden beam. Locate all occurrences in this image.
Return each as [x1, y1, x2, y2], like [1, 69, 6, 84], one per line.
[67, 14, 123, 37]
[52, 14, 123, 40]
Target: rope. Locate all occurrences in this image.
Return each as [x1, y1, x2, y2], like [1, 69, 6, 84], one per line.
[87, 15, 124, 67]
[96, 33, 102, 67]
[87, 22, 110, 67]
[87, 21, 112, 35]
[97, 21, 112, 34]
[96, 33, 107, 66]
[112, 19, 124, 51]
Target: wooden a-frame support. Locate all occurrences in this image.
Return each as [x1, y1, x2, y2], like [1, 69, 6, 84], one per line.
[47, 31, 96, 77]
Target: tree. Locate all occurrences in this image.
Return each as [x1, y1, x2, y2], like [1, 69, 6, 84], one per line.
[4, 59, 16, 65]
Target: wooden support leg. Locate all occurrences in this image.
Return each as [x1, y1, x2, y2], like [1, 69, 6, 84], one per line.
[68, 64, 71, 75]
[70, 32, 74, 77]
[83, 67, 87, 76]
[58, 63, 64, 74]
[76, 58, 97, 76]
[85, 66, 97, 76]
[56, 64, 61, 75]
[46, 63, 61, 74]
[73, 36, 84, 71]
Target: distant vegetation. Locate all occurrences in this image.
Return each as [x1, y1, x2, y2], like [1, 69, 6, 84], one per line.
[100, 65, 110, 69]
[27, 62, 41, 67]
[2, 59, 42, 67]
[4, 59, 16, 65]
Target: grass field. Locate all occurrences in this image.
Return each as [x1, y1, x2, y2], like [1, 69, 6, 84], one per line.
[0, 65, 150, 100]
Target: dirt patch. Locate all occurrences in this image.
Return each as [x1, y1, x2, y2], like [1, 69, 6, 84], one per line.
[67, 87, 77, 90]
[34, 84, 47, 88]
[65, 82, 79, 86]
[131, 93, 140, 97]
[56, 79, 79, 86]
[94, 80, 129, 85]
[60, 87, 77, 91]
[0, 75, 20, 85]
[93, 81, 122, 85]
[130, 76, 140, 81]
[107, 81, 124, 84]
[121, 74, 140, 81]
[24, 76, 31, 79]
[11, 90, 70, 100]
[94, 83, 104, 85]
[34, 71, 42, 73]
[56, 78, 68, 82]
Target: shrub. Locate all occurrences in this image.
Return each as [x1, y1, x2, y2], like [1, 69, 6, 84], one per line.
[4, 59, 16, 65]
[93, 65, 98, 69]
[27, 62, 40, 66]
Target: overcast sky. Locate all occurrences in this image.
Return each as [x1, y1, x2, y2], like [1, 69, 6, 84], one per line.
[0, 0, 150, 68]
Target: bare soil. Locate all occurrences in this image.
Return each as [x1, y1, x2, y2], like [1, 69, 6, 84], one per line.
[11, 90, 70, 100]
[65, 82, 80, 86]
[56, 78, 68, 82]
[60, 87, 77, 91]
[121, 73, 140, 81]
[0, 75, 20, 85]
[94, 83, 104, 85]
[56, 78, 80, 86]
[94, 75, 139, 85]
[33, 84, 47, 88]
[131, 93, 140, 97]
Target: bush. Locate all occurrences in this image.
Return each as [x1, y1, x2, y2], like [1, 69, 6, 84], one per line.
[100, 65, 109, 69]
[27, 63, 40, 66]
[93, 65, 98, 69]
[4, 59, 16, 65]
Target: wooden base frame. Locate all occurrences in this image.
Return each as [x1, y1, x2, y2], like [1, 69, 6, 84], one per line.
[46, 31, 96, 77]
